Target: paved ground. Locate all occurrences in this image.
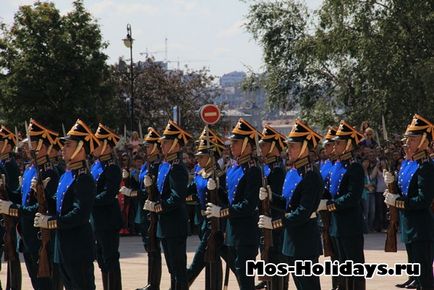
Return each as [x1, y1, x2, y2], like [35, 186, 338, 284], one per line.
[0, 232, 409, 289]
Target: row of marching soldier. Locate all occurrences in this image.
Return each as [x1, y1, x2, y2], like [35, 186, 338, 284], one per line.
[0, 114, 431, 290]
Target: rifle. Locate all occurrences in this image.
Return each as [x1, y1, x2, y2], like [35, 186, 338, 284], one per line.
[145, 160, 159, 253]
[254, 132, 273, 283]
[319, 210, 334, 257]
[384, 170, 398, 252]
[26, 120, 51, 277]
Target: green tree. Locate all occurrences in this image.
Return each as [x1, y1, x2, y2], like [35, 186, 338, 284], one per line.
[245, 0, 434, 133]
[0, 0, 121, 132]
[110, 57, 222, 136]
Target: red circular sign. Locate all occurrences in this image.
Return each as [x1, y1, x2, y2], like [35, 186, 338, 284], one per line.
[200, 104, 221, 125]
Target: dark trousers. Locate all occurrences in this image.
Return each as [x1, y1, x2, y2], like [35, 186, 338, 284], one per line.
[234, 245, 257, 290]
[268, 244, 289, 290]
[288, 256, 321, 290]
[95, 230, 121, 273]
[58, 261, 95, 290]
[162, 237, 188, 290]
[335, 236, 366, 290]
[331, 237, 344, 290]
[407, 241, 434, 289]
[23, 251, 51, 290]
[140, 217, 162, 289]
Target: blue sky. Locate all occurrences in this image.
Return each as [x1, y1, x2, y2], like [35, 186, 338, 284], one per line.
[1, 0, 322, 76]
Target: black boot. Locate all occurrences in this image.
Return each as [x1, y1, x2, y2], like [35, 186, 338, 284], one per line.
[405, 279, 419, 289]
[102, 272, 108, 290]
[396, 278, 414, 288]
[255, 281, 267, 289]
[107, 268, 122, 290]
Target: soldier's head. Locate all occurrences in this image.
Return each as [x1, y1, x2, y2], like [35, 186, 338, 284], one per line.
[259, 125, 286, 159]
[62, 119, 100, 163]
[26, 119, 59, 158]
[195, 127, 225, 168]
[0, 126, 17, 155]
[143, 127, 161, 159]
[323, 127, 337, 158]
[160, 120, 192, 158]
[286, 119, 321, 164]
[229, 118, 258, 158]
[403, 114, 433, 158]
[93, 123, 120, 158]
[332, 121, 363, 156]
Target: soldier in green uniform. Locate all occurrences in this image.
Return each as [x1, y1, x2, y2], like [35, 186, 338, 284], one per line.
[206, 118, 261, 290]
[255, 125, 288, 290]
[144, 120, 191, 290]
[91, 123, 123, 290]
[317, 120, 365, 290]
[134, 127, 163, 290]
[318, 126, 343, 290]
[383, 114, 434, 290]
[186, 127, 227, 289]
[0, 120, 62, 290]
[0, 125, 22, 290]
[33, 119, 99, 290]
[259, 119, 323, 290]
[49, 137, 66, 176]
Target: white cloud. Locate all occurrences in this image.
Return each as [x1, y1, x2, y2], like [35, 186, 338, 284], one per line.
[90, 0, 159, 16]
[217, 19, 245, 39]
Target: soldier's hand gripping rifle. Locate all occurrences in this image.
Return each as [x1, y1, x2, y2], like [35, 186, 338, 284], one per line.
[0, 174, 19, 263]
[26, 121, 51, 277]
[255, 132, 273, 283]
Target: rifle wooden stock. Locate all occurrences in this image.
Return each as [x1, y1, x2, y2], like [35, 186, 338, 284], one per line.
[35, 181, 51, 278]
[259, 181, 273, 282]
[319, 210, 334, 257]
[0, 175, 18, 263]
[146, 174, 159, 253]
[385, 181, 398, 252]
[204, 185, 223, 264]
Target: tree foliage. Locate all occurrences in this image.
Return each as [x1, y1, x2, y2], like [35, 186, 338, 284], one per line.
[0, 0, 121, 131]
[245, 0, 434, 133]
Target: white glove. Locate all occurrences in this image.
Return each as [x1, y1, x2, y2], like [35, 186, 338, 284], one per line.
[384, 192, 399, 207]
[119, 186, 132, 196]
[258, 215, 273, 229]
[122, 169, 129, 179]
[383, 169, 395, 184]
[0, 175, 5, 187]
[259, 187, 269, 201]
[144, 200, 157, 212]
[18, 176, 22, 187]
[0, 200, 13, 215]
[317, 199, 328, 211]
[144, 175, 153, 187]
[31, 177, 51, 191]
[205, 203, 221, 218]
[130, 190, 138, 197]
[207, 178, 216, 191]
[33, 212, 52, 229]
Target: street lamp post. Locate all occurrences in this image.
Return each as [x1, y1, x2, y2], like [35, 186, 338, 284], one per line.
[123, 24, 134, 132]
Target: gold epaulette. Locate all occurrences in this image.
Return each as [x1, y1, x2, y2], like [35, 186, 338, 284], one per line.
[166, 153, 178, 163]
[413, 150, 430, 163]
[265, 156, 278, 165]
[100, 153, 113, 162]
[238, 154, 251, 165]
[47, 219, 57, 229]
[339, 151, 354, 162]
[327, 202, 337, 212]
[272, 219, 283, 229]
[220, 208, 229, 218]
[294, 157, 309, 169]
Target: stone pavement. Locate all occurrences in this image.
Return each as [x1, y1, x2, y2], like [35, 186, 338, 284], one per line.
[0, 232, 408, 289]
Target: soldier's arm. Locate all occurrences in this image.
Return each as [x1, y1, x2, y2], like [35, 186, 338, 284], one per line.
[56, 175, 95, 229]
[94, 165, 121, 206]
[397, 162, 434, 210]
[185, 181, 198, 202]
[5, 160, 21, 204]
[283, 172, 322, 227]
[228, 166, 260, 218]
[159, 164, 188, 212]
[327, 163, 364, 211]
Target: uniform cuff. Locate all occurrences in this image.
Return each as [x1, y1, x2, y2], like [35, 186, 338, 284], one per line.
[154, 202, 163, 213]
[8, 206, 19, 217]
[47, 218, 58, 229]
[220, 208, 229, 218]
[326, 201, 337, 212]
[272, 219, 283, 229]
[395, 198, 405, 209]
[185, 195, 194, 202]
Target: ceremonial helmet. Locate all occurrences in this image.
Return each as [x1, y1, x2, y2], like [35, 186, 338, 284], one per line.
[63, 119, 100, 159]
[143, 127, 161, 156]
[404, 114, 434, 147]
[160, 120, 192, 153]
[0, 126, 18, 153]
[195, 127, 225, 159]
[323, 126, 337, 145]
[27, 119, 59, 154]
[259, 124, 287, 154]
[287, 119, 322, 157]
[95, 123, 120, 155]
[229, 118, 259, 155]
[333, 120, 364, 152]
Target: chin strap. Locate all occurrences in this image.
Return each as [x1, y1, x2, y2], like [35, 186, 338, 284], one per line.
[167, 138, 179, 155]
[1, 142, 7, 154]
[297, 140, 308, 159]
[101, 140, 107, 156]
[241, 137, 249, 155]
[70, 141, 84, 161]
[268, 141, 276, 155]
